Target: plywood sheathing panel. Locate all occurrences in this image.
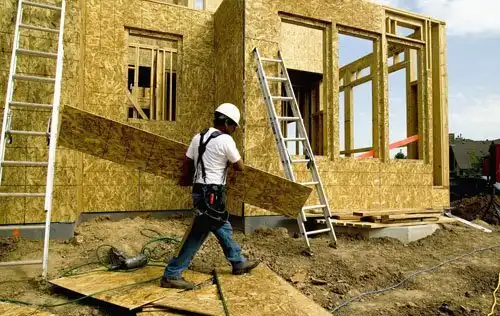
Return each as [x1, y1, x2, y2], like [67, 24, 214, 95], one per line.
[432, 187, 449, 209]
[150, 284, 224, 316]
[280, 21, 324, 74]
[214, 0, 245, 151]
[0, 301, 55, 316]
[58, 106, 312, 217]
[50, 266, 213, 310]
[216, 265, 331, 316]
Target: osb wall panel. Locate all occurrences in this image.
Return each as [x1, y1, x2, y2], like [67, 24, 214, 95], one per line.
[245, 0, 384, 42]
[78, 0, 220, 217]
[280, 21, 323, 74]
[58, 106, 312, 217]
[0, 0, 81, 224]
[214, 0, 245, 214]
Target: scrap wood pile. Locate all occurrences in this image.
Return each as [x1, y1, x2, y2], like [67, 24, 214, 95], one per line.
[328, 209, 454, 228]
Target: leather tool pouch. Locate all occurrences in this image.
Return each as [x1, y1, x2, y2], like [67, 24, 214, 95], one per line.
[193, 184, 229, 228]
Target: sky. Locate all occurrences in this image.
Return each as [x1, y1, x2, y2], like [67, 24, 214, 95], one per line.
[372, 0, 500, 143]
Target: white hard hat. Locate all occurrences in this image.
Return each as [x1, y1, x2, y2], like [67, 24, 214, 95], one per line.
[215, 103, 240, 126]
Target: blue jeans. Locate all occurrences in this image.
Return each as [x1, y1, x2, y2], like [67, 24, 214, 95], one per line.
[164, 192, 246, 279]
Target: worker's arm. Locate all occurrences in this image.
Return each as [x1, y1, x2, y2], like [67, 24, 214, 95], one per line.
[224, 136, 245, 172]
[233, 159, 245, 172]
[179, 155, 195, 186]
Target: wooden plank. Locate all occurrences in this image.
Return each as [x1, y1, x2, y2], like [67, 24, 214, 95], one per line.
[215, 265, 331, 316]
[384, 213, 442, 220]
[353, 208, 442, 217]
[150, 285, 224, 316]
[332, 216, 454, 228]
[126, 90, 149, 120]
[0, 301, 56, 316]
[332, 214, 362, 220]
[49, 266, 213, 310]
[58, 106, 312, 217]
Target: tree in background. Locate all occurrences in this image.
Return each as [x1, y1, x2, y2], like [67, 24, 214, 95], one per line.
[395, 150, 406, 159]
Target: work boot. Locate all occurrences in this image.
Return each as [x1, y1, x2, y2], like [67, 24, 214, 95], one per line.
[160, 276, 195, 290]
[232, 261, 259, 275]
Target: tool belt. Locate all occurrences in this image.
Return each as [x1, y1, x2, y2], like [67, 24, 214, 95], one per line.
[193, 183, 229, 227]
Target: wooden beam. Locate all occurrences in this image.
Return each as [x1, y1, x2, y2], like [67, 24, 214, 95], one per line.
[340, 146, 372, 155]
[344, 72, 354, 157]
[339, 74, 372, 92]
[388, 60, 407, 74]
[126, 90, 148, 120]
[406, 49, 419, 159]
[339, 53, 373, 79]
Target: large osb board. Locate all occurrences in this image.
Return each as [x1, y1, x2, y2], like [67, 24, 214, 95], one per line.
[0, 302, 55, 316]
[214, 0, 245, 149]
[216, 265, 331, 316]
[50, 266, 212, 310]
[280, 21, 324, 73]
[245, 0, 384, 42]
[150, 285, 224, 316]
[75, 0, 219, 218]
[58, 106, 312, 217]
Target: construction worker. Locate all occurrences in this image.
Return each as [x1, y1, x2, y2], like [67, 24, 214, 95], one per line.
[161, 103, 259, 290]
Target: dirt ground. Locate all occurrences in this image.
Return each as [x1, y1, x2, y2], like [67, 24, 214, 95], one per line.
[451, 194, 500, 225]
[0, 214, 499, 316]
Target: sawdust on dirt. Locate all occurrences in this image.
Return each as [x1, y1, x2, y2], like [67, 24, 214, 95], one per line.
[0, 214, 499, 316]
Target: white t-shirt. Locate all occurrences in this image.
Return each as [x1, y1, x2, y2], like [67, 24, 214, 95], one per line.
[186, 127, 241, 185]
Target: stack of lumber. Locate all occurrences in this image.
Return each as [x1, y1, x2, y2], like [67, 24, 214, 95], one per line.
[329, 209, 455, 229]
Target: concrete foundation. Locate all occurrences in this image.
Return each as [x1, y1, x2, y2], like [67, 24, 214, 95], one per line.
[335, 224, 441, 244]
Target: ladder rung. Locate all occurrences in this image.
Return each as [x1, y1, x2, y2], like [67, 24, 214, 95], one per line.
[284, 137, 306, 142]
[8, 130, 48, 136]
[10, 101, 53, 109]
[0, 224, 45, 230]
[266, 76, 287, 82]
[19, 23, 59, 33]
[0, 192, 45, 197]
[277, 116, 299, 122]
[300, 182, 319, 186]
[303, 204, 327, 211]
[17, 48, 57, 59]
[2, 161, 48, 167]
[305, 228, 332, 236]
[291, 159, 310, 163]
[13, 74, 56, 83]
[0, 260, 43, 267]
[261, 57, 281, 63]
[24, 1, 62, 10]
[271, 96, 293, 101]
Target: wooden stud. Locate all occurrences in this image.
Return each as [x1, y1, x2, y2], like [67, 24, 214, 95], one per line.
[169, 51, 173, 121]
[344, 71, 354, 157]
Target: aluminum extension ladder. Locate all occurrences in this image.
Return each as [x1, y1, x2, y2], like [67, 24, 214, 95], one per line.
[0, 0, 66, 278]
[253, 48, 337, 249]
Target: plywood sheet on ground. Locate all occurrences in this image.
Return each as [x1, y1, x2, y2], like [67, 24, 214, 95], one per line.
[58, 106, 311, 217]
[150, 284, 224, 316]
[215, 265, 331, 316]
[0, 301, 55, 316]
[49, 266, 212, 310]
